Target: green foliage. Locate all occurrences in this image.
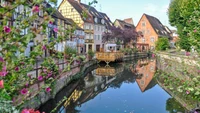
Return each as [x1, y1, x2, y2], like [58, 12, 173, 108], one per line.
[168, 0, 200, 53]
[155, 38, 170, 51]
[64, 46, 77, 59]
[88, 50, 94, 58]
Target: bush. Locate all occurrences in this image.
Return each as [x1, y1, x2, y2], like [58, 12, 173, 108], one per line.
[88, 50, 95, 58]
[64, 46, 77, 59]
[155, 38, 170, 51]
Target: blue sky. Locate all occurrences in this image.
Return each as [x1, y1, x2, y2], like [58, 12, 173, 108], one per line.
[57, 0, 174, 29]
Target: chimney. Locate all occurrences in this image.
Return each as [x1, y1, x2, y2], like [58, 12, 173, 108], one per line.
[124, 18, 134, 25]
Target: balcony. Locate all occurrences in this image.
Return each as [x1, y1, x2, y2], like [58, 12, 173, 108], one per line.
[85, 39, 94, 43]
[84, 29, 94, 34]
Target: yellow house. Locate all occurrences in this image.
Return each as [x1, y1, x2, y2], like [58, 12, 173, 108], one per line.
[58, 0, 95, 53]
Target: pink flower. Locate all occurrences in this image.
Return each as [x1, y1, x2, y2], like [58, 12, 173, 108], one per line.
[0, 80, 4, 89]
[152, 54, 155, 58]
[3, 26, 11, 33]
[38, 76, 43, 81]
[194, 29, 197, 32]
[194, 111, 198, 113]
[197, 70, 200, 73]
[53, 28, 58, 32]
[0, 66, 8, 77]
[47, 73, 52, 78]
[20, 88, 28, 95]
[185, 52, 190, 56]
[186, 90, 190, 94]
[20, 62, 25, 65]
[42, 45, 46, 50]
[25, 82, 29, 87]
[32, 6, 39, 13]
[0, 57, 4, 62]
[21, 109, 30, 113]
[49, 21, 53, 24]
[46, 87, 51, 93]
[15, 66, 19, 71]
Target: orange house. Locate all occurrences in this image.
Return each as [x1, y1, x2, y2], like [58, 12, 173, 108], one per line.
[136, 14, 172, 51]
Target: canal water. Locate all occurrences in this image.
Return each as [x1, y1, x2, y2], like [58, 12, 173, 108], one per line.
[39, 58, 192, 113]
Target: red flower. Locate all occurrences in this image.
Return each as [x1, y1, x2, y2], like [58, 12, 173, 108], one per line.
[3, 26, 11, 33]
[20, 88, 28, 95]
[21, 109, 30, 113]
[49, 21, 53, 24]
[32, 6, 40, 13]
[0, 80, 4, 89]
[15, 66, 19, 71]
[46, 87, 51, 93]
[194, 29, 197, 33]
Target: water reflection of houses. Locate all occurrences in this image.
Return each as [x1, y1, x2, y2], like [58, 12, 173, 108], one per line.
[135, 58, 157, 92]
[63, 64, 124, 111]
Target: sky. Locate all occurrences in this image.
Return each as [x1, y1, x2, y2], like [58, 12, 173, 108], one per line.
[57, 0, 175, 30]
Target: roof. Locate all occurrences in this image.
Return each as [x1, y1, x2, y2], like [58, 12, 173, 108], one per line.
[80, 3, 104, 24]
[115, 19, 135, 29]
[144, 14, 172, 37]
[124, 18, 134, 25]
[80, 3, 103, 19]
[65, 18, 84, 30]
[44, 2, 71, 24]
[67, 0, 93, 23]
[99, 12, 113, 29]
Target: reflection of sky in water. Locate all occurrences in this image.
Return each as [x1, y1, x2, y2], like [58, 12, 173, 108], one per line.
[75, 83, 170, 113]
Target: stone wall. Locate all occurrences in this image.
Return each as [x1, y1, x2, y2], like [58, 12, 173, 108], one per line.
[23, 60, 97, 109]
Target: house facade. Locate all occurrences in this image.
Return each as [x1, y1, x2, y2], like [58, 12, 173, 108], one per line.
[66, 18, 85, 54]
[58, 0, 94, 53]
[136, 14, 172, 51]
[80, 3, 106, 52]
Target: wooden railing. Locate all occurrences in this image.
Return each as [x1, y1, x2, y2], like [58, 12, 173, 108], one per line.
[96, 52, 124, 63]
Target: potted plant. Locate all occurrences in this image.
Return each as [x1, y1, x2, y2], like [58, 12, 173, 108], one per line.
[88, 50, 94, 60]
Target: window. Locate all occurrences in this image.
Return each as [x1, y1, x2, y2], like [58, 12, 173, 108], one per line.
[71, 8, 74, 12]
[150, 37, 155, 42]
[98, 35, 100, 40]
[142, 30, 145, 35]
[89, 25, 91, 30]
[142, 21, 146, 27]
[98, 26, 100, 31]
[142, 38, 145, 43]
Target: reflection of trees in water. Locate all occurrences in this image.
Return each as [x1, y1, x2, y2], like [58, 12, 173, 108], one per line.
[166, 98, 186, 113]
[109, 67, 136, 89]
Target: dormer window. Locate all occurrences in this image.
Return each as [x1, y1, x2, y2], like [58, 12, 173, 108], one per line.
[101, 19, 105, 24]
[94, 17, 98, 23]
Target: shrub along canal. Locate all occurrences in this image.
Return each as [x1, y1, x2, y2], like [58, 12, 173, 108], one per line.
[39, 57, 199, 113]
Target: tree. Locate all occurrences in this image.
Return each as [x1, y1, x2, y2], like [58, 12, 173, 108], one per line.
[155, 38, 170, 51]
[102, 26, 138, 47]
[168, 0, 200, 53]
